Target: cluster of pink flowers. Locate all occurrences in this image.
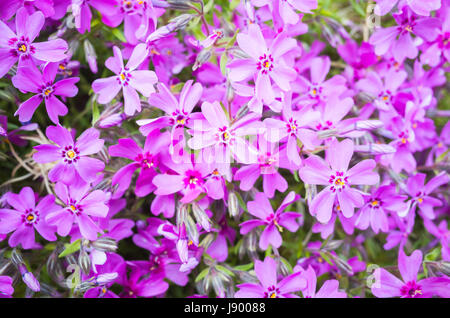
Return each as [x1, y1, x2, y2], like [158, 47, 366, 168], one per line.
[0, 0, 448, 299]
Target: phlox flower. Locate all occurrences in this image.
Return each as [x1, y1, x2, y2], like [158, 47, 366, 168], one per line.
[296, 265, 347, 298]
[46, 181, 109, 241]
[187, 101, 263, 176]
[108, 130, 170, 198]
[0, 8, 68, 78]
[295, 56, 347, 108]
[402, 171, 449, 219]
[12, 62, 79, 124]
[0, 187, 58, 249]
[235, 256, 306, 298]
[121, 262, 169, 298]
[33, 125, 105, 184]
[299, 138, 380, 223]
[239, 191, 302, 250]
[253, 0, 318, 26]
[84, 253, 125, 298]
[71, 0, 118, 34]
[137, 80, 203, 151]
[234, 137, 289, 198]
[424, 219, 450, 261]
[0, 276, 14, 298]
[92, 44, 157, 116]
[355, 185, 408, 234]
[263, 93, 320, 165]
[374, 0, 442, 16]
[369, 6, 441, 62]
[227, 23, 297, 104]
[371, 249, 450, 298]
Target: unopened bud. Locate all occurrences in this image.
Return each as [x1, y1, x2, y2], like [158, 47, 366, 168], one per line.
[91, 238, 118, 252]
[354, 143, 396, 155]
[176, 203, 189, 227]
[323, 240, 344, 251]
[98, 113, 126, 128]
[93, 272, 118, 285]
[83, 39, 97, 73]
[328, 253, 354, 276]
[167, 0, 192, 11]
[227, 192, 240, 218]
[317, 129, 338, 139]
[18, 264, 40, 292]
[436, 261, 450, 276]
[192, 203, 212, 232]
[185, 215, 199, 246]
[193, 49, 212, 71]
[78, 249, 91, 275]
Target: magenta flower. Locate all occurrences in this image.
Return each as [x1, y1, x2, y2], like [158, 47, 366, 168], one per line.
[152, 153, 210, 204]
[402, 171, 449, 219]
[227, 24, 297, 104]
[108, 130, 170, 197]
[0, 187, 58, 249]
[371, 249, 450, 298]
[71, 0, 119, 34]
[33, 125, 105, 184]
[234, 138, 289, 198]
[355, 185, 408, 234]
[297, 265, 347, 298]
[424, 219, 450, 261]
[12, 62, 79, 124]
[235, 257, 306, 298]
[102, 0, 157, 44]
[0, 276, 14, 298]
[263, 93, 320, 165]
[46, 181, 109, 241]
[374, 0, 442, 16]
[0, 8, 68, 78]
[92, 44, 158, 116]
[299, 138, 380, 223]
[369, 6, 441, 62]
[187, 101, 263, 175]
[239, 191, 301, 250]
[137, 80, 203, 150]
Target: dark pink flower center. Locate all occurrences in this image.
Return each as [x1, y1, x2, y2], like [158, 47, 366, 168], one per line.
[120, 0, 147, 14]
[62, 145, 80, 164]
[329, 171, 348, 192]
[400, 281, 422, 298]
[135, 152, 155, 169]
[217, 126, 233, 144]
[22, 208, 39, 226]
[397, 131, 410, 146]
[40, 83, 55, 100]
[286, 118, 298, 135]
[316, 120, 333, 131]
[263, 285, 280, 298]
[170, 110, 189, 128]
[369, 197, 382, 209]
[117, 69, 131, 86]
[67, 199, 82, 216]
[309, 84, 322, 99]
[9, 36, 35, 58]
[183, 170, 204, 189]
[257, 54, 274, 74]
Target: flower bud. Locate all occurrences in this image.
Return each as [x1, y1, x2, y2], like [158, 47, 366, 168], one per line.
[93, 272, 118, 285]
[167, 0, 193, 11]
[185, 214, 199, 246]
[192, 203, 212, 232]
[176, 203, 189, 227]
[323, 240, 344, 251]
[354, 143, 396, 155]
[91, 237, 118, 253]
[193, 49, 212, 71]
[18, 264, 40, 292]
[98, 113, 126, 128]
[78, 249, 91, 275]
[227, 192, 240, 218]
[83, 39, 97, 73]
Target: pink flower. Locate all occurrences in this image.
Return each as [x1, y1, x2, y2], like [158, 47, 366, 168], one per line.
[92, 44, 158, 116]
[0, 187, 58, 249]
[12, 62, 79, 124]
[372, 249, 450, 298]
[46, 181, 109, 241]
[239, 191, 301, 250]
[299, 138, 380, 223]
[227, 24, 297, 104]
[33, 125, 105, 184]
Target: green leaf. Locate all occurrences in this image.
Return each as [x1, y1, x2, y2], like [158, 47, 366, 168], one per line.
[280, 257, 293, 274]
[226, 29, 240, 49]
[350, 0, 365, 17]
[215, 265, 235, 277]
[58, 239, 81, 258]
[112, 28, 126, 42]
[91, 99, 100, 125]
[234, 263, 254, 271]
[195, 268, 210, 283]
[220, 52, 228, 76]
[319, 251, 334, 266]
